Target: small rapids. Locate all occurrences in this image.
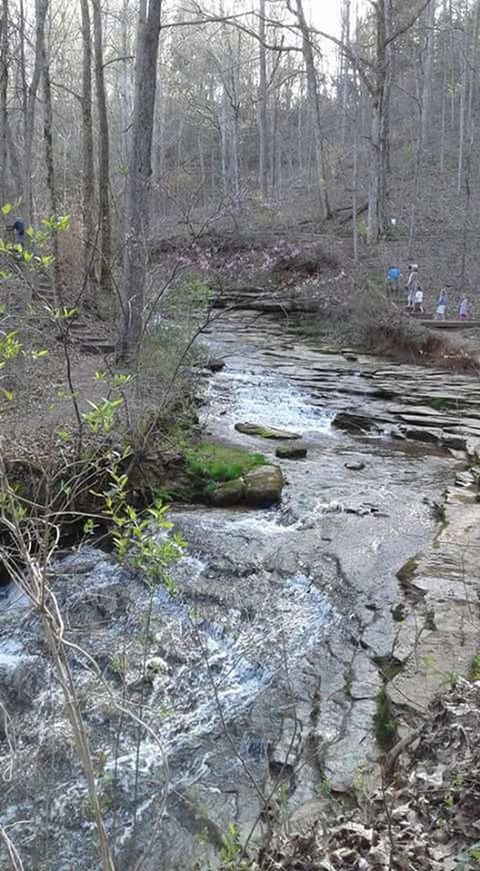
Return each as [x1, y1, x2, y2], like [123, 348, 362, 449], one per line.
[207, 364, 335, 432]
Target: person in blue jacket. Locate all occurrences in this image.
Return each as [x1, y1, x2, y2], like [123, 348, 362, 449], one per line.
[386, 265, 401, 296]
[6, 217, 26, 249]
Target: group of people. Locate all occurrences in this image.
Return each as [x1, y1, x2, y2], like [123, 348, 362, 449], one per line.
[386, 264, 470, 321]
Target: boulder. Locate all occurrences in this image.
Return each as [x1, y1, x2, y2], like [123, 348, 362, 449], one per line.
[210, 479, 246, 507]
[275, 444, 308, 460]
[345, 461, 365, 471]
[206, 357, 225, 373]
[235, 422, 301, 440]
[243, 465, 284, 507]
[333, 412, 377, 432]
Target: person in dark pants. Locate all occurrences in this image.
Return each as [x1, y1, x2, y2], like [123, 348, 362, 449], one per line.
[6, 217, 26, 250]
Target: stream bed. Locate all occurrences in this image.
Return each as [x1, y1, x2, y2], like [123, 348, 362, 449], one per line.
[0, 315, 462, 870]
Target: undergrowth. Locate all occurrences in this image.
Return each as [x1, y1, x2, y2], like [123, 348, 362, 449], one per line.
[469, 653, 480, 682]
[374, 688, 397, 751]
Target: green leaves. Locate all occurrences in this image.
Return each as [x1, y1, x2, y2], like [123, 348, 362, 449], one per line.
[82, 398, 124, 433]
[1, 202, 13, 215]
[41, 214, 71, 233]
[53, 306, 77, 321]
[99, 467, 185, 591]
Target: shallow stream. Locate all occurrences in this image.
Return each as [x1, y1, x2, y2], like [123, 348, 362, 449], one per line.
[0, 314, 460, 870]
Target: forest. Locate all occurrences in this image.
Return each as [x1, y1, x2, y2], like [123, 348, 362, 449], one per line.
[1, 2, 480, 871]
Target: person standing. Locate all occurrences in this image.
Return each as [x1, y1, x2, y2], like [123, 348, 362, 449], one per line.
[406, 264, 419, 310]
[436, 288, 448, 320]
[6, 217, 26, 250]
[459, 297, 469, 320]
[386, 265, 401, 297]
[414, 286, 424, 314]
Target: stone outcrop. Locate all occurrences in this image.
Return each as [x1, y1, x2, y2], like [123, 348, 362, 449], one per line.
[275, 444, 308, 459]
[243, 464, 284, 507]
[235, 422, 301, 440]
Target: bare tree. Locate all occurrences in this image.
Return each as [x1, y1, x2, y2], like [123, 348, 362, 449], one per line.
[80, 0, 96, 287]
[91, 0, 113, 292]
[118, 0, 163, 363]
[258, 0, 269, 199]
[0, 0, 8, 205]
[289, 0, 330, 219]
[24, 0, 49, 224]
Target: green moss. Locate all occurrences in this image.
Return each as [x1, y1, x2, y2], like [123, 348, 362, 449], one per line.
[185, 443, 266, 484]
[428, 397, 446, 411]
[469, 653, 480, 681]
[374, 688, 397, 751]
[396, 554, 420, 583]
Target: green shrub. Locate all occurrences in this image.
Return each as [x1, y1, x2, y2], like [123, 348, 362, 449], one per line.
[185, 443, 266, 483]
[374, 688, 397, 750]
[469, 653, 480, 681]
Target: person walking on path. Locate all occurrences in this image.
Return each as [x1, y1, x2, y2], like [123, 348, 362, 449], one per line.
[459, 297, 469, 320]
[406, 264, 419, 310]
[386, 265, 401, 297]
[436, 288, 448, 320]
[6, 217, 26, 250]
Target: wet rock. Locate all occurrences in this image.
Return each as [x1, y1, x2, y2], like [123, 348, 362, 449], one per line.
[210, 479, 246, 507]
[275, 444, 308, 460]
[333, 411, 379, 432]
[243, 465, 284, 507]
[455, 470, 475, 487]
[235, 422, 301, 440]
[206, 357, 225, 373]
[345, 461, 365, 471]
[344, 353, 358, 362]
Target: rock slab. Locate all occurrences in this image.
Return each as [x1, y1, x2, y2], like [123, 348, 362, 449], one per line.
[235, 422, 301, 440]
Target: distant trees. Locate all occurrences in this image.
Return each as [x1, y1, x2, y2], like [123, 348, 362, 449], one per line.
[1, 0, 480, 356]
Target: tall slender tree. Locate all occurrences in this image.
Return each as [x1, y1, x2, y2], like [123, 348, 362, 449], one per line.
[118, 0, 163, 363]
[91, 0, 112, 292]
[80, 0, 96, 286]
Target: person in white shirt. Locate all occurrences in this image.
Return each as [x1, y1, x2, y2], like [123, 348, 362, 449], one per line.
[413, 287, 424, 313]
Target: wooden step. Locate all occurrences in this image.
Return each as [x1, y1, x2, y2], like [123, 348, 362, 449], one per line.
[420, 319, 480, 330]
[79, 340, 115, 354]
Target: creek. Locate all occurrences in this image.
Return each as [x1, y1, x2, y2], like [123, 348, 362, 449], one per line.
[0, 312, 464, 870]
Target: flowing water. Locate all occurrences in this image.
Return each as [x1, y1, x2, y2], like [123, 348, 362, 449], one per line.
[0, 314, 461, 870]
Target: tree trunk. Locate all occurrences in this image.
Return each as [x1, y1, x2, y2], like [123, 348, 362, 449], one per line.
[439, 3, 447, 173]
[40, 21, 61, 300]
[91, 0, 112, 292]
[421, 0, 436, 146]
[367, 0, 389, 243]
[0, 0, 8, 205]
[295, 0, 330, 219]
[258, 0, 268, 199]
[80, 0, 96, 288]
[118, 0, 163, 364]
[24, 0, 49, 225]
[456, 9, 468, 193]
[340, 0, 351, 146]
